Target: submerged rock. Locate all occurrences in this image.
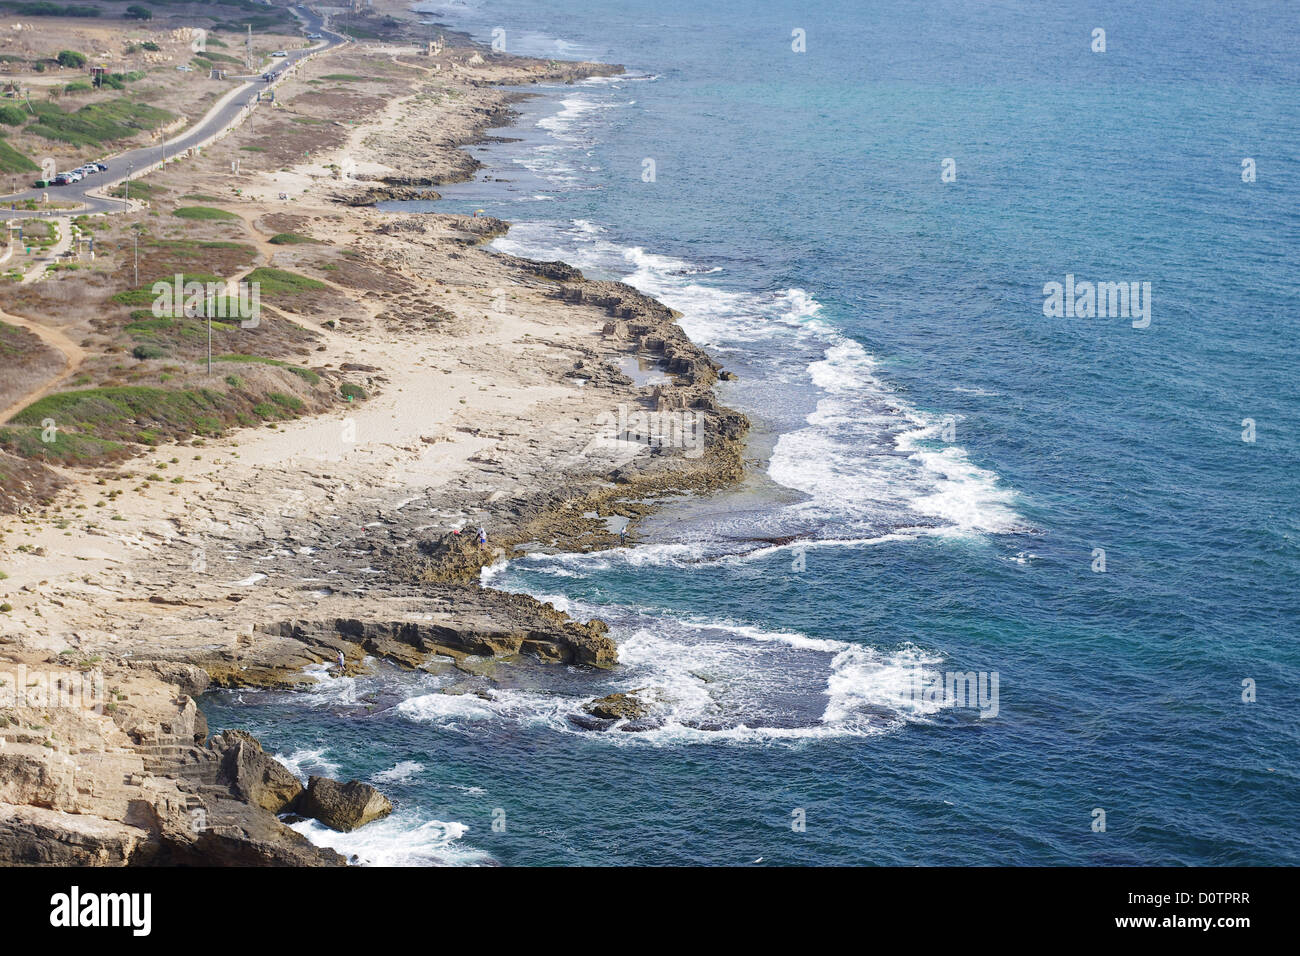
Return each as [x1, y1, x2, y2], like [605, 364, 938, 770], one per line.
[294, 776, 393, 832]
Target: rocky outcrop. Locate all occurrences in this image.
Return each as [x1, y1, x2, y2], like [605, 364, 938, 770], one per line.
[293, 776, 392, 832]
[337, 184, 443, 206]
[583, 692, 649, 721]
[0, 803, 147, 866]
[210, 730, 304, 813]
[259, 593, 618, 669]
[123, 660, 211, 698]
[377, 213, 508, 245]
[559, 279, 750, 444]
[493, 253, 584, 282]
[0, 652, 345, 867]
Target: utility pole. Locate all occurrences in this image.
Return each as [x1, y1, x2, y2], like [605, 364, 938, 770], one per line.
[246, 24, 253, 72]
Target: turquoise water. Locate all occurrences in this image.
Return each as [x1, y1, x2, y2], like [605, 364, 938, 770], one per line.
[203, 0, 1300, 864]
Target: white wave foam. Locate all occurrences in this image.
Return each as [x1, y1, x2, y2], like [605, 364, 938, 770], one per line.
[371, 760, 424, 785]
[274, 747, 340, 783]
[388, 599, 951, 745]
[397, 687, 572, 731]
[288, 811, 487, 867]
[497, 219, 1020, 538]
[397, 692, 497, 722]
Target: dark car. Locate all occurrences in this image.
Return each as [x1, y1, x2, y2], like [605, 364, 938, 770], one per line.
[52, 174, 71, 186]
[95, 162, 108, 171]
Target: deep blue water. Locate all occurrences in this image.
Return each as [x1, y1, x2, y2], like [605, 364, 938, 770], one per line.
[203, 0, 1300, 864]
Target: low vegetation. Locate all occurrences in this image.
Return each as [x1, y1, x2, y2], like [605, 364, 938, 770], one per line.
[172, 206, 239, 221]
[25, 98, 174, 147]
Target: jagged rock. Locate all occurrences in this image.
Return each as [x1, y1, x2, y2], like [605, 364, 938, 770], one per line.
[210, 730, 303, 813]
[494, 253, 583, 282]
[583, 692, 648, 721]
[294, 776, 392, 832]
[259, 602, 618, 670]
[127, 794, 344, 867]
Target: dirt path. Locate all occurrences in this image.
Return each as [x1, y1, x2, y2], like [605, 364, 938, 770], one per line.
[0, 303, 88, 423]
[0, 218, 88, 422]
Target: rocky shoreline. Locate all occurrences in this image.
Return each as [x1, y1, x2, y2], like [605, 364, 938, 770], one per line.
[0, 10, 747, 866]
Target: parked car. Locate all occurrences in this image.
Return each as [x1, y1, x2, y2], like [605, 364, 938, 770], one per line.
[52, 174, 71, 186]
[95, 162, 108, 172]
[67, 171, 83, 182]
[271, 50, 288, 57]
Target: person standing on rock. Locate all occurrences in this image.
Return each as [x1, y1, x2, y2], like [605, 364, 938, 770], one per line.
[477, 526, 488, 545]
[336, 650, 345, 674]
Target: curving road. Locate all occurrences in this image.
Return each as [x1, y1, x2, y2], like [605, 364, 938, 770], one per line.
[1, 5, 345, 219]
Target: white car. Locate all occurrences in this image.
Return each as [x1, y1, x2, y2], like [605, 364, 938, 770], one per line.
[66, 171, 83, 182]
[271, 50, 288, 57]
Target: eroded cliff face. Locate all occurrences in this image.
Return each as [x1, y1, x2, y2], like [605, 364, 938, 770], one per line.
[0, 654, 345, 866]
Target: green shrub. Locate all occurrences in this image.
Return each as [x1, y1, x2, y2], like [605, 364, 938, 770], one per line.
[8, 386, 227, 442]
[268, 392, 304, 413]
[27, 97, 174, 147]
[0, 426, 124, 463]
[268, 232, 319, 245]
[0, 105, 26, 126]
[56, 50, 86, 68]
[172, 206, 238, 221]
[0, 136, 36, 173]
[111, 271, 223, 306]
[132, 344, 165, 360]
[213, 354, 319, 385]
[244, 267, 326, 295]
[340, 383, 367, 401]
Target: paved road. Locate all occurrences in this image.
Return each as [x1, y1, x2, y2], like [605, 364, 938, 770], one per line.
[1, 5, 345, 219]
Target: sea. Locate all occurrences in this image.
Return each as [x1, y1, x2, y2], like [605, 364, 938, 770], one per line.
[202, 0, 1300, 865]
